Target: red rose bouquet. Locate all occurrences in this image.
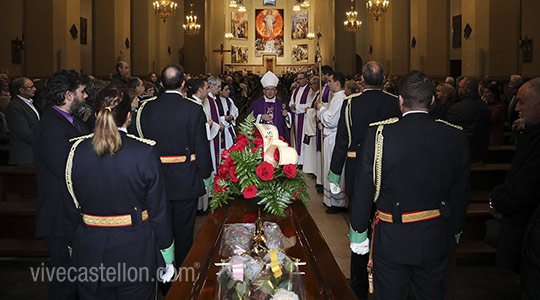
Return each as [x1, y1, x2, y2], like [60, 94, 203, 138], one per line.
[210, 113, 308, 217]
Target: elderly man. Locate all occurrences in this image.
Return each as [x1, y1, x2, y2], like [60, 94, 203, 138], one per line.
[249, 71, 291, 139]
[33, 70, 90, 299]
[6, 77, 40, 165]
[112, 60, 130, 85]
[491, 78, 540, 300]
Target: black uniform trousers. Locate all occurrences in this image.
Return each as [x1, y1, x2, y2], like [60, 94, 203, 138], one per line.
[44, 237, 78, 300]
[373, 255, 448, 300]
[171, 198, 198, 266]
[78, 280, 155, 300]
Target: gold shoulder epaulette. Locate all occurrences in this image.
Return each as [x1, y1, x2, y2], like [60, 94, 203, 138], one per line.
[126, 134, 156, 146]
[140, 96, 157, 104]
[435, 119, 463, 130]
[186, 98, 202, 106]
[344, 91, 362, 100]
[382, 91, 398, 98]
[369, 117, 399, 127]
[69, 133, 94, 143]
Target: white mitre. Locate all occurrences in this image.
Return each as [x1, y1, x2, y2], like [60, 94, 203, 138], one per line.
[261, 71, 279, 88]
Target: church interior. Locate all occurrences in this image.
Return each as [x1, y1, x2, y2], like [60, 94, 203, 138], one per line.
[0, 0, 539, 299]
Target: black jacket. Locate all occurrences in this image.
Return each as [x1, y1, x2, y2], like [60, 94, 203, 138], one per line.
[69, 132, 173, 289]
[352, 113, 470, 265]
[491, 123, 540, 271]
[445, 92, 491, 162]
[330, 89, 400, 197]
[135, 91, 212, 200]
[6, 96, 40, 165]
[33, 107, 89, 238]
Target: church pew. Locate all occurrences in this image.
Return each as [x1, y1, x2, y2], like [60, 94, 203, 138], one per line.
[485, 145, 516, 163]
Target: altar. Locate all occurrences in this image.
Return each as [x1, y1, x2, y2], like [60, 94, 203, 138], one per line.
[165, 198, 355, 299]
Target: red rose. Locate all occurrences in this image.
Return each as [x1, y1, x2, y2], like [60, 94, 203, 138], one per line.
[218, 164, 229, 180]
[242, 213, 257, 223]
[254, 129, 262, 138]
[256, 161, 274, 181]
[242, 185, 258, 199]
[253, 137, 263, 148]
[214, 176, 227, 194]
[293, 189, 303, 201]
[273, 149, 280, 162]
[283, 164, 297, 178]
[229, 165, 240, 182]
[224, 155, 235, 167]
[221, 148, 230, 160]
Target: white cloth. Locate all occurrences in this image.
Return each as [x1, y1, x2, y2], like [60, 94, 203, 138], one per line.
[289, 84, 312, 164]
[350, 239, 370, 255]
[260, 71, 279, 88]
[159, 264, 175, 283]
[218, 96, 239, 149]
[319, 90, 347, 207]
[301, 98, 320, 178]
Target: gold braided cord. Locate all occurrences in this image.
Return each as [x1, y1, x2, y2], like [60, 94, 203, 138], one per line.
[125, 134, 156, 146]
[345, 98, 353, 148]
[186, 97, 202, 106]
[66, 136, 91, 210]
[435, 119, 463, 130]
[382, 90, 398, 98]
[136, 97, 157, 138]
[69, 133, 94, 143]
[373, 124, 384, 202]
[369, 117, 399, 127]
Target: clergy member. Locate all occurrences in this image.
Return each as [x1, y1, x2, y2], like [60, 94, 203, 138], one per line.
[302, 76, 322, 186]
[217, 82, 239, 149]
[206, 76, 226, 171]
[316, 72, 347, 213]
[249, 71, 291, 138]
[289, 72, 311, 165]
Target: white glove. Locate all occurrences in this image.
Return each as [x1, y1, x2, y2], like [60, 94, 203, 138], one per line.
[330, 182, 342, 194]
[159, 263, 175, 283]
[350, 238, 370, 255]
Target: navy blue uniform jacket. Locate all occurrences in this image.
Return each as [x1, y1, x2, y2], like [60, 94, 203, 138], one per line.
[352, 113, 470, 265]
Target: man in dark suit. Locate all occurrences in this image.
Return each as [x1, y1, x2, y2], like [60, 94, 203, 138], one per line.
[350, 71, 470, 300]
[445, 76, 491, 162]
[491, 77, 540, 299]
[111, 60, 130, 86]
[328, 61, 400, 299]
[6, 77, 40, 165]
[33, 70, 90, 299]
[135, 64, 213, 266]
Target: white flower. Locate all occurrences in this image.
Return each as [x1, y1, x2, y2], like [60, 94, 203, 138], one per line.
[271, 289, 299, 300]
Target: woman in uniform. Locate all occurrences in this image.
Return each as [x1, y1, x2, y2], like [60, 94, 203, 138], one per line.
[66, 86, 174, 299]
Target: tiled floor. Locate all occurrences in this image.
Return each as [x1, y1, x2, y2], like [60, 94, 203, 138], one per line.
[0, 177, 521, 299]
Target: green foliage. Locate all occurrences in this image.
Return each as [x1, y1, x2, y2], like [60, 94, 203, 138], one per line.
[238, 112, 256, 139]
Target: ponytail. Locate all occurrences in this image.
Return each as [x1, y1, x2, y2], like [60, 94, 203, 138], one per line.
[93, 106, 122, 156]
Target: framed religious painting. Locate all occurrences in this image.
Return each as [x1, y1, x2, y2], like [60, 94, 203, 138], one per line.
[80, 17, 88, 45]
[255, 9, 284, 57]
[231, 11, 248, 40]
[291, 11, 308, 40]
[231, 45, 249, 64]
[263, 0, 276, 5]
[292, 44, 308, 63]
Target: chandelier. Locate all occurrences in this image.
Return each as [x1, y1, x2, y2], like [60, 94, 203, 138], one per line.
[183, 2, 201, 36]
[366, 0, 389, 21]
[293, 0, 309, 11]
[153, 0, 178, 22]
[229, 0, 237, 8]
[344, 0, 362, 32]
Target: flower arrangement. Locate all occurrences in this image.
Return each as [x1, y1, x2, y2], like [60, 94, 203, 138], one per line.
[210, 113, 309, 217]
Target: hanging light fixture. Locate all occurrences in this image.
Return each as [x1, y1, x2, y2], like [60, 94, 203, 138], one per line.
[344, 0, 362, 32]
[225, 32, 234, 40]
[301, 0, 310, 9]
[229, 0, 237, 8]
[152, 0, 178, 22]
[293, 4, 301, 11]
[307, 32, 315, 40]
[183, 2, 201, 36]
[366, 0, 389, 21]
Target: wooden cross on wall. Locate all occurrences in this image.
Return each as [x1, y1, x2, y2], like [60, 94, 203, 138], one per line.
[212, 44, 231, 74]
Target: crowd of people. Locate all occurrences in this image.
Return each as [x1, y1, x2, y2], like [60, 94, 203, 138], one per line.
[0, 59, 538, 299]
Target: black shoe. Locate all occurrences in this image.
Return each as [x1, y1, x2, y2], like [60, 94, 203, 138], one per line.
[326, 206, 347, 214]
[197, 209, 209, 216]
[315, 184, 323, 194]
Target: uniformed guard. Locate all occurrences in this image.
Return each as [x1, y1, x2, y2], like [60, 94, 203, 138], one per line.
[349, 71, 470, 299]
[328, 61, 401, 298]
[135, 65, 213, 267]
[66, 86, 174, 299]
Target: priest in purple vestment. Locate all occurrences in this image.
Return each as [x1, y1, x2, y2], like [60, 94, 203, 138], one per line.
[249, 71, 291, 141]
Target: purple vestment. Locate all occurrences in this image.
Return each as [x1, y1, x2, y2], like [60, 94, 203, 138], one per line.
[249, 97, 290, 143]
